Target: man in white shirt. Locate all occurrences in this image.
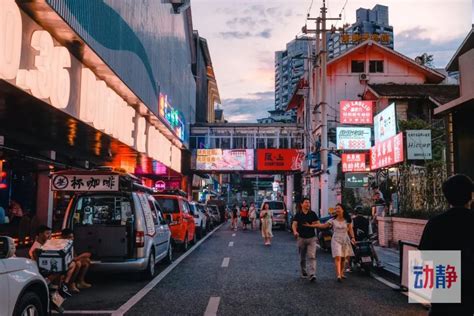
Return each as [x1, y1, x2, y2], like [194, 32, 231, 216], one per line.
[28, 225, 52, 260]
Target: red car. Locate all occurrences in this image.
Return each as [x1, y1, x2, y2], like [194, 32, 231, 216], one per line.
[154, 193, 196, 251]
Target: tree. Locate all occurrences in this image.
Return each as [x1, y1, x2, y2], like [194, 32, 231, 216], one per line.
[415, 53, 434, 67]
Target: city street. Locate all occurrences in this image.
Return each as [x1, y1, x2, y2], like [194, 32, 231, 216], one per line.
[62, 224, 425, 315]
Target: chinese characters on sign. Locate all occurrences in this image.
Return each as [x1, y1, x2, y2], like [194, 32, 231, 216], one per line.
[340, 100, 373, 124]
[257, 149, 305, 171]
[51, 174, 119, 191]
[408, 250, 461, 303]
[340, 32, 391, 45]
[406, 130, 432, 160]
[370, 132, 404, 170]
[344, 173, 369, 188]
[342, 153, 367, 172]
[374, 103, 397, 143]
[336, 127, 372, 150]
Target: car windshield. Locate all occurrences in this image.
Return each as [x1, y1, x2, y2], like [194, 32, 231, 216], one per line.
[266, 201, 285, 210]
[73, 195, 132, 226]
[156, 198, 179, 213]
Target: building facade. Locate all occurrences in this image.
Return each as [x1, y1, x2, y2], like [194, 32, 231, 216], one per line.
[0, 0, 199, 236]
[274, 37, 310, 113]
[327, 4, 394, 59]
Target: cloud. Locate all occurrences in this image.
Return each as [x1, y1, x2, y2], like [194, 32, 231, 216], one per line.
[257, 28, 272, 39]
[395, 27, 465, 67]
[222, 91, 275, 122]
[219, 31, 253, 39]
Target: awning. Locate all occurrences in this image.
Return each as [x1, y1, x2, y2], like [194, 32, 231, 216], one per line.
[286, 78, 308, 111]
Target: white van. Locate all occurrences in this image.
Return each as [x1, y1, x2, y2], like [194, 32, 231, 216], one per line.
[56, 170, 172, 279]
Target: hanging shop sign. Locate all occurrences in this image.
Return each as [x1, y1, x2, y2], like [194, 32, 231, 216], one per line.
[158, 93, 185, 141]
[51, 174, 119, 192]
[341, 153, 367, 173]
[406, 130, 432, 160]
[374, 103, 397, 144]
[370, 132, 404, 170]
[340, 100, 373, 124]
[336, 127, 371, 150]
[154, 180, 166, 191]
[256, 149, 305, 171]
[196, 149, 254, 171]
[345, 173, 369, 188]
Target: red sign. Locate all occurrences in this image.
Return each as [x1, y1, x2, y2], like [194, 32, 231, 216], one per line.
[342, 153, 367, 172]
[370, 133, 404, 170]
[340, 100, 373, 124]
[257, 149, 304, 171]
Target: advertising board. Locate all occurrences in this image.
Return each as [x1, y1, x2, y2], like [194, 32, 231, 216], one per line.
[196, 149, 254, 171]
[336, 127, 372, 150]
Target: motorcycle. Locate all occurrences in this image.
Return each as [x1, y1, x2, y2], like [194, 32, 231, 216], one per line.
[351, 229, 376, 275]
[317, 215, 333, 252]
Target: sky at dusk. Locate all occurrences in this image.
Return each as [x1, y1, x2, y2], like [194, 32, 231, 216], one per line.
[192, 0, 473, 122]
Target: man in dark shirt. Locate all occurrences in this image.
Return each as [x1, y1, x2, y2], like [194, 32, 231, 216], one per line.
[419, 174, 474, 315]
[292, 198, 327, 282]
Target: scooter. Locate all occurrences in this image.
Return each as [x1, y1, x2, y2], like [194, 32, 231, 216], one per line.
[317, 215, 333, 252]
[351, 229, 375, 275]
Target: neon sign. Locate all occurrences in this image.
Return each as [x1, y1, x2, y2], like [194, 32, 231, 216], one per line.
[159, 93, 185, 141]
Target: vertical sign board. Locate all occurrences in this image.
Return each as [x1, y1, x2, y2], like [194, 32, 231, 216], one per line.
[406, 130, 432, 160]
[336, 127, 372, 150]
[342, 153, 367, 172]
[374, 103, 397, 144]
[340, 100, 373, 124]
[345, 173, 369, 188]
[370, 132, 404, 170]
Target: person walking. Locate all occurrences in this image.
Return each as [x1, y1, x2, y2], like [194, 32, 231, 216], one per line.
[240, 200, 249, 230]
[249, 202, 257, 230]
[419, 174, 474, 315]
[326, 204, 355, 282]
[231, 204, 238, 231]
[292, 198, 329, 282]
[260, 202, 273, 246]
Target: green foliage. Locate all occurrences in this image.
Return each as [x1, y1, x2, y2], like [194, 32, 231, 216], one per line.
[399, 119, 430, 131]
[416, 53, 434, 67]
[394, 209, 444, 220]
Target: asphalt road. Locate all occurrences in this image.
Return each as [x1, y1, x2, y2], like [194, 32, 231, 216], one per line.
[121, 224, 426, 316]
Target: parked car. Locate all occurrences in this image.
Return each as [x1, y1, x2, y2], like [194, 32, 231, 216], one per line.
[189, 202, 207, 239]
[0, 236, 50, 316]
[59, 170, 173, 280]
[261, 200, 288, 230]
[199, 203, 212, 232]
[154, 192, 196, 251]
[206, 205, 221, 227]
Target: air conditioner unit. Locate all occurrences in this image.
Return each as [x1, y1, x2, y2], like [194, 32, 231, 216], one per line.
[359, 73, 369, 81]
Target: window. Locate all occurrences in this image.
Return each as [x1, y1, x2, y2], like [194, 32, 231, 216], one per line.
[147, 198, 159, 225]
[72, 195, 131, 226]
[351, 60, 365, 73]
[369, 60, 384, 73]
[157, 198, 179, 213]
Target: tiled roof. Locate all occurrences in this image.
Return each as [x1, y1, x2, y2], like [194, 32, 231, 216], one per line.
[368, 84, 459, 105]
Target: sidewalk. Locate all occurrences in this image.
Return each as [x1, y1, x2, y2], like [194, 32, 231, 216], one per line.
[375, 246, 400, 277]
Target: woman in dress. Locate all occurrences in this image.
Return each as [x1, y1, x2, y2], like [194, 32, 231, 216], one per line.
[249, 202, 257, 230]
[304, 203, 355, 282]
[260, 202, 273, 245]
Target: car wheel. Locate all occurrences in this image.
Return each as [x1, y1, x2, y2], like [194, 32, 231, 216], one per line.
[13, 291, 44, 316]
[142, 250, 156, 280]
[198, 226, 203, 239]
[163, 242, 173, 264]
[191, 230, 197, 245]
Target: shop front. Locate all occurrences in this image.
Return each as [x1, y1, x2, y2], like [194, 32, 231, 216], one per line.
[0, 0, 186, 241]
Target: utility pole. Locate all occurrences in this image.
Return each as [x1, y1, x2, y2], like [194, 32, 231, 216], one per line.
[305, 0, 340, 217]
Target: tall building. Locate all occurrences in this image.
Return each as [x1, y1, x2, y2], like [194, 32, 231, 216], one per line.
[274, 37, 310, 113]
[328, 4, 393, 59]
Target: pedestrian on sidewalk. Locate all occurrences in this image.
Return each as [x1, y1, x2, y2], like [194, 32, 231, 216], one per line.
[249, 202, 257, 230]
[231, 204, 238, 231]
[260, 202, 273, 246]
[419, 174, 474, 316]
[292, 197, 330, 282]
[240, 200, 249, 230]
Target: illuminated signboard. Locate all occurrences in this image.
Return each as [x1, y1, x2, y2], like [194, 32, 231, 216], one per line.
[159, 93, 185, 141]
[406, 130, 432, 160]
[342, 153, 367, 172]
[196, 149, 254, 171]
[340, 33, 391, 45]
[257, 149, 305, 171]
[370, 132, 404, 170]
[336, 127, 371, 150]
[374, 103, 397, 144]
[340, 100, 373, 124]
[345, 173, 369, 188]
